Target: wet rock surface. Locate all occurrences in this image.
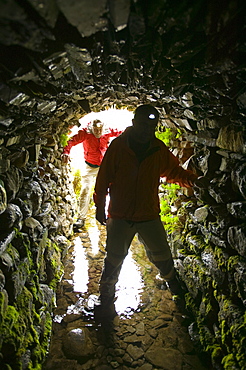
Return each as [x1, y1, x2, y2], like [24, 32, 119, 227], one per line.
[43, 211, 209, 370]
[0, 1, 246, 369]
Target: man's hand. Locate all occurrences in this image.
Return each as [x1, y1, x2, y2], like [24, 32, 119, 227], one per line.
[61, 153, 70, 164]
[193, 176, 210, 189]
[96, 207, 107, 225]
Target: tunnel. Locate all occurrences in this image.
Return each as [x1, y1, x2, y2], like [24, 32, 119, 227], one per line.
[0, 0, 246, 369]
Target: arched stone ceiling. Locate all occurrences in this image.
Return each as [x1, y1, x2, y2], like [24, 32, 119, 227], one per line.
[0, 0, 245, 135]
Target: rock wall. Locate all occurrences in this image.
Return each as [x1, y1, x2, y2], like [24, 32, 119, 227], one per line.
[0, 0, 245, 369]
[160, 116, 246, 370]
[0, 117, 77, 368]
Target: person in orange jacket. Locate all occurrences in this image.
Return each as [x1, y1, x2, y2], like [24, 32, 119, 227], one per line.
[93, 104, 203, 319]
[62, 119, 122, 229]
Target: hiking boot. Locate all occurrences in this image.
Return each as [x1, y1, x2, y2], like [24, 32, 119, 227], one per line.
[155, 273, 168, 290]
[73, 219, 85, 230]
[163, 276, 190, 318]
[166, 276, 183, 296]
[94, 300, 118, 325]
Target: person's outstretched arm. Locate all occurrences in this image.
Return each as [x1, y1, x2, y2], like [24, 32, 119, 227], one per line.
[61, 129, 87, 162]
[160, 145, 198, 188]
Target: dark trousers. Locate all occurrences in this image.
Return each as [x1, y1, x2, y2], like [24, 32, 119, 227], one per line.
[99, 218, 175, 301]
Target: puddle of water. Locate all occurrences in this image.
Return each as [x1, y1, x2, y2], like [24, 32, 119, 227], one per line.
[115, 249, 144, 316]
[87, 219, 144, 316]
[87, 217, 100, 255]
[53, 314, 66, 323]
[72, 236, 89, 292]
[67, 297, 85, 314]
[72, 221, 144, 317]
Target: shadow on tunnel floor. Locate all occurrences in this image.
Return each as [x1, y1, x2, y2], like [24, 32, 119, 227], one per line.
[43, 212, 213, 370]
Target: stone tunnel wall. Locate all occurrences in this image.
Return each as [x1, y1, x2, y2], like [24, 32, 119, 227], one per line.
[0, 116, 78, 369]
[163, 121, 246, 370]
[0, 0, 245, 369]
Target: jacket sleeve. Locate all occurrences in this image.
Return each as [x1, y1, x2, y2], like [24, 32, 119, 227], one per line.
[109, 128, 123, 138]
[161, 146, 198, 188]
[62, 129, 87, 155]
[93, 140, 117, 209]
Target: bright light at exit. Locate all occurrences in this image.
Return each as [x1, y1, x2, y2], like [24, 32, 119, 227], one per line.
[67, 108, 144, 316]
[79, 107, 134, 131]
[69, 107, 133, 172]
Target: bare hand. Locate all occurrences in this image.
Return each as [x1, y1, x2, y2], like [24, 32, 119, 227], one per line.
[61, 154, 70, 164]
[96, 208, 106, 225]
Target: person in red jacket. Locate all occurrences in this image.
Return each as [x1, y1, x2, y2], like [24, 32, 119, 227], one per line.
[93, 104, 204, 320]
[62, 119, 122, 229]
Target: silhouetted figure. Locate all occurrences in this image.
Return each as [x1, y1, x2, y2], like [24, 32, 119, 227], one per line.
[93, 104, 204, 319]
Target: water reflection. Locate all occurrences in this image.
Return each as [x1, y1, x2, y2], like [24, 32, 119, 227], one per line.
[67, 297, 84, 314]
[115, 249, 144, 317]
[72, 236, 88, 292]
[72, 222, 144, 317]
[87, 217, 100, 255]
[53, 314, 65, 323]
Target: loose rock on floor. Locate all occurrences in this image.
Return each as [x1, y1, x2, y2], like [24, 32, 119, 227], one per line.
[43, 210, 210, 370]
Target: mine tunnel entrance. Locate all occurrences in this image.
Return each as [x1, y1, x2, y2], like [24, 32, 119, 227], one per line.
[42, 106, 212, 369]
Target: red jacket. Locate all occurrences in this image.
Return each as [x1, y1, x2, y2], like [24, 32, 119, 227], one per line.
[94, 127, 198, 221]
[63, 127, 122, 166]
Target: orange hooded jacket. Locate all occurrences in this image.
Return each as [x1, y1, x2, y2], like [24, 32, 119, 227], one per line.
[93, 127, 197, 221]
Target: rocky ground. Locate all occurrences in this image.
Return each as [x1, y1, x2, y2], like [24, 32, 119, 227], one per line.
[43, 209, 211, 370]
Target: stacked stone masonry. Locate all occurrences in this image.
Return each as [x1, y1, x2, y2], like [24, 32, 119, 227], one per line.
[0, 0, 245, 369]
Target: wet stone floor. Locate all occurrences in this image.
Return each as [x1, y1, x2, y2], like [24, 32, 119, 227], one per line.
[43, 210, 209, 370]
